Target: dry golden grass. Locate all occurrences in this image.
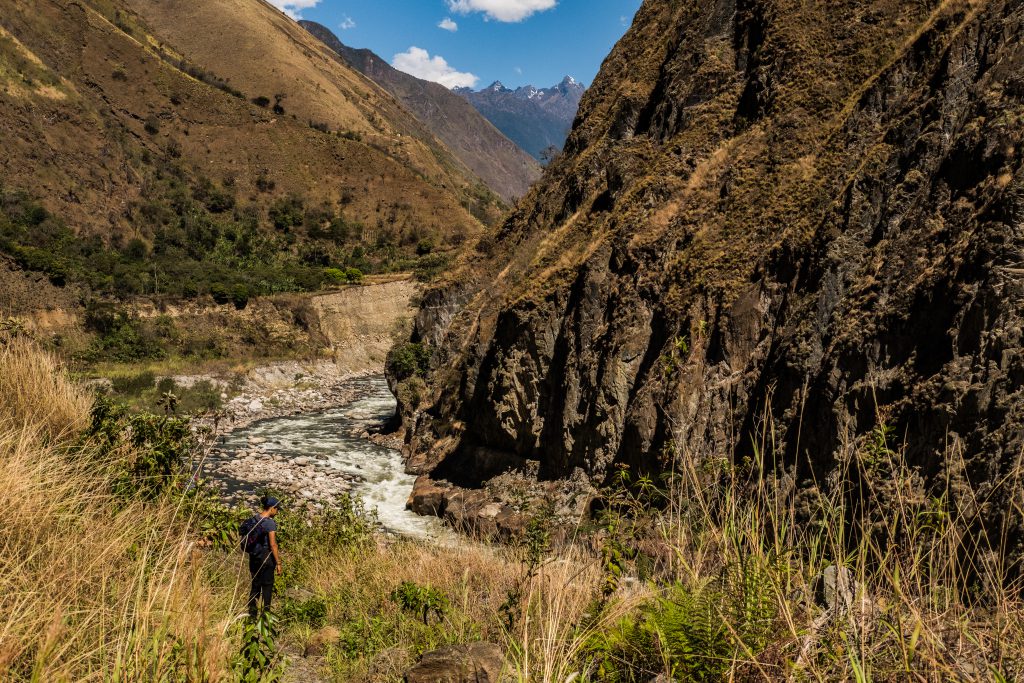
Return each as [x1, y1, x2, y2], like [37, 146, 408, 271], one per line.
[504, 552, 646, 683]
[0, 340, 91, 441]
[296, 535, 641, 683]
[639, 422, 1024, 682]
[298, 539, 521, 679]
[0, 340, 242, 681]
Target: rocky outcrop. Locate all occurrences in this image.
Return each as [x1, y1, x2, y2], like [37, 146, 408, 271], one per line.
[312, 279, 418, 375]
[396, 0, 1024, 561]
[406, 468, 593, 540]
[404, 642, 505, 683]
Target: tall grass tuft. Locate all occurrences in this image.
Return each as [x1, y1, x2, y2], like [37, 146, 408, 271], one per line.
[0, 340, 238, 681]
[0, 339, 91, 441]
[568, 415, 1024, 681]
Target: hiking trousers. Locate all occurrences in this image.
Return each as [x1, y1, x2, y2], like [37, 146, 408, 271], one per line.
[247, 555, 276, 618]
[247, 580, 273, 618]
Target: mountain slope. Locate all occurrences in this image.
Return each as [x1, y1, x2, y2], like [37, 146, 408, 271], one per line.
[0, 0, 501, 304]
[456, 77, 584, 160]
[400, 0, 1024, 561]
[299, 20, 540, 202]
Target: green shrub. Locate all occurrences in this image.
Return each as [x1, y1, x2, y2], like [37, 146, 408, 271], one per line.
[415, 238, 434, 256]
[323, 267, 346, 284]
[390, 582, 449, 625]
[324, 267, 363, 285]
[269, 196, 304, 231]
[385, 342, 430, 383]
[332, 616, 393, 662]
[255, 173, 275, 192]
[87, 398, 195, 500]
[281, 596, 328, 629]
[203, 188, 235, 214]
[87, 313, 167, 363]
[231, 284, 250, 310]
[413, 253, 449, 282]
[123, 238, 148, 261]
[210, 283, 230, 305]
[83, 301, 118, 335]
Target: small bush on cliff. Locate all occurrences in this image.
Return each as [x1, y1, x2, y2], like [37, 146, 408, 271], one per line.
[386, 342, 430, 382]
[323, 266, 363, 285]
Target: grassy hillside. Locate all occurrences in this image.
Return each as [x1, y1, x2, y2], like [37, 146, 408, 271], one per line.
[300, 20, 541, 203]
[0, 0, 500, 309]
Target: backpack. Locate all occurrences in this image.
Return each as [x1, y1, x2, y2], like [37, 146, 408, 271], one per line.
[238, 515, 268, 555]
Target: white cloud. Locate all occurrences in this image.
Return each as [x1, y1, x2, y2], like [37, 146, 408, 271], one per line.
[514, 66, 522, 75]
[446, 0, 556, 22]
[391, 47, 478, 89]
[438, 17, 458, 32]
[267, 0, 319, 20]
[340, 15, 356, 29]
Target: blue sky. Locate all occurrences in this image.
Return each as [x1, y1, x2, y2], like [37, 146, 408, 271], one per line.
[271, 0, 642, 90]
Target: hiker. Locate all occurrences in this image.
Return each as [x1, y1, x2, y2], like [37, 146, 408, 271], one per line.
[240, 495, 282, 619]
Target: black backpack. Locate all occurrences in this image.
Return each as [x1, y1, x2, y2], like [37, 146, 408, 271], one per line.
[238, 515, 268, 555]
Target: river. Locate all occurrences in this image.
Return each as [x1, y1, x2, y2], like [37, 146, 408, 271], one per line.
[213, 376, 448, 540]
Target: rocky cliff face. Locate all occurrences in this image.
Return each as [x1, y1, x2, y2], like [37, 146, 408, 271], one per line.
[397, 0, 1024, 553]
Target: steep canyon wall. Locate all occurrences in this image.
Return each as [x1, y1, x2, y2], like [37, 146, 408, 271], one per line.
[398, 0, 1024, 555]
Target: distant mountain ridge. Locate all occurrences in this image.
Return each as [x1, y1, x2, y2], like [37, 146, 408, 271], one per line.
[455, 76, 585, 161]
[299, 20, 540, 201]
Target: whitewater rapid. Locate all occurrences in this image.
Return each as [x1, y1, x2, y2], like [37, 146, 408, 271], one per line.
[217, 376, 448, 540]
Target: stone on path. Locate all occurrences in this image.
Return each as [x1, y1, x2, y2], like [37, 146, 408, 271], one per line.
[404, 643, 505, 683]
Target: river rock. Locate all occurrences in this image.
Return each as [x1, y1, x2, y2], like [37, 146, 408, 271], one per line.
[404, 643, 505, 683]
[247, 399, 263, 413]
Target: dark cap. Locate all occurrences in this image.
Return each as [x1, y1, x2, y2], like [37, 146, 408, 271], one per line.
[261, 495, 281, 510]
